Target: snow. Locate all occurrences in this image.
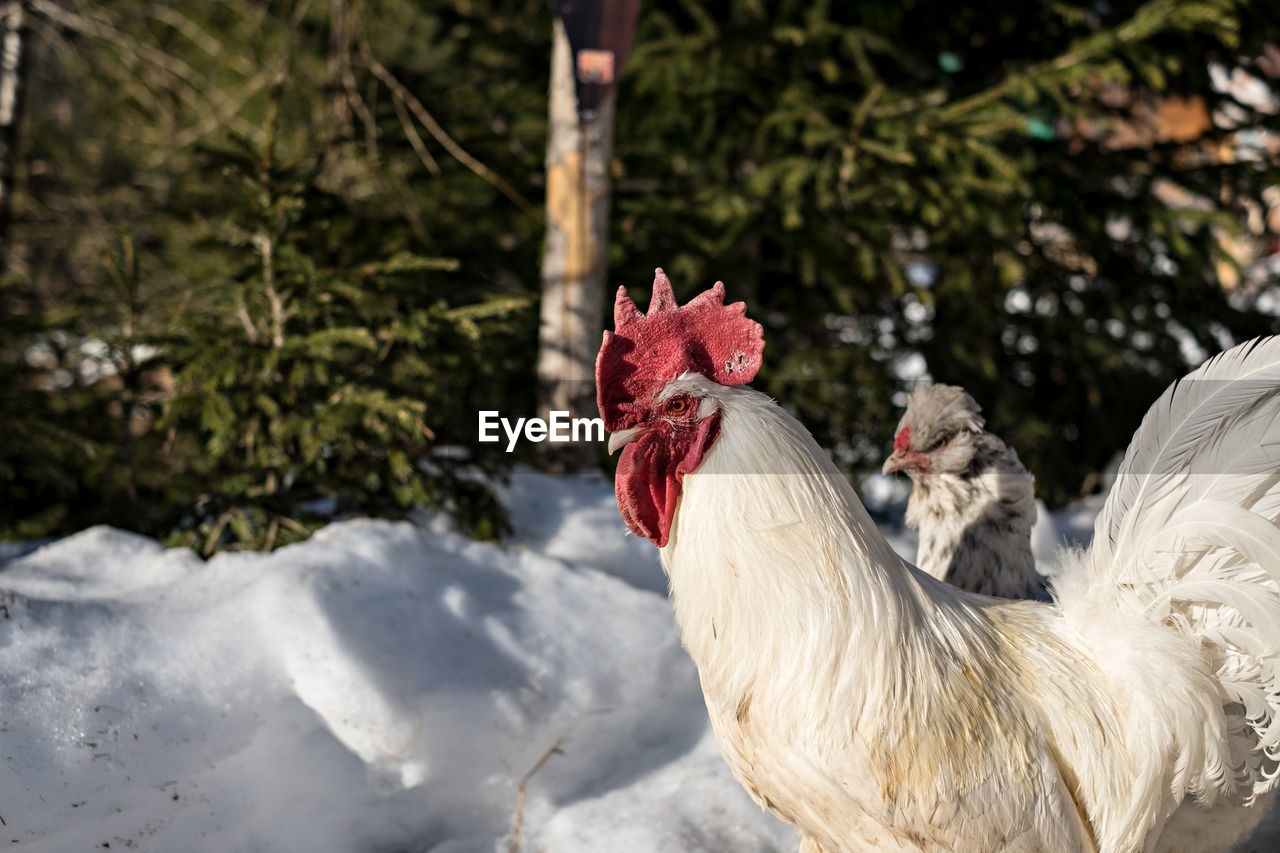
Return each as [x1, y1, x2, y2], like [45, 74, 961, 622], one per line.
[0, 470, 795, 852]
[0, 467, 1274, 852]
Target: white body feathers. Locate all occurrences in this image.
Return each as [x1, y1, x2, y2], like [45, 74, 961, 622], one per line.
[655, 336, 1280, 852]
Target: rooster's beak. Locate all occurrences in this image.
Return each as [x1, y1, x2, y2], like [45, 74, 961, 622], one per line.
[882, 451, 908, 475]
[608, 424, 649, 455]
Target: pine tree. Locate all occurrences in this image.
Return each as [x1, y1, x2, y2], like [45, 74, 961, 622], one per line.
[162, 113, 528, 553]
[4, 1, 542, 547]
[612, 0, 1280, 505]
[7, 0, 1277, 537]
[0, 270, 99, 538]
[0, 231, 184, 539]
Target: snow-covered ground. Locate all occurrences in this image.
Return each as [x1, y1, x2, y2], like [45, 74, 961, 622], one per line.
[0, 469, 1274, 852]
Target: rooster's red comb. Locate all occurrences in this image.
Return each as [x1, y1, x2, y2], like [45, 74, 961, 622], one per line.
[595, 268, 764, 430]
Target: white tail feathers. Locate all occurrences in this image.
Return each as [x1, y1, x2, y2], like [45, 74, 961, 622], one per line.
[1086, 335, 1280, 801]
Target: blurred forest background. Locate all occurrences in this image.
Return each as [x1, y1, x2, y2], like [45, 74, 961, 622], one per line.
[1, 0, 1277, 551]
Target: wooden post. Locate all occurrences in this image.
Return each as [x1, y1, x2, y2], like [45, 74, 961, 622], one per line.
[536, 17, 616, 472]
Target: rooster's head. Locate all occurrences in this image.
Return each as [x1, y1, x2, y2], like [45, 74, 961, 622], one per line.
[595, 269, 763, 547]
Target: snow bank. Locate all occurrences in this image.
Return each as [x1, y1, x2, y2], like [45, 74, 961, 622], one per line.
[0, 471, 793, 852]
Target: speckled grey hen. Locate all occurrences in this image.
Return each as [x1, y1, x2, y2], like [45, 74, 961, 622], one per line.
[883, 384, 1046, 600]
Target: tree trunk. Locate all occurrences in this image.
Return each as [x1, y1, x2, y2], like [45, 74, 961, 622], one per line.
[0, 1, 24, 276]
[536, 17, 615, 472]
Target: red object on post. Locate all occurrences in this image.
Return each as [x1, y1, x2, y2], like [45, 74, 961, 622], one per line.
[552, 0, 642, 122]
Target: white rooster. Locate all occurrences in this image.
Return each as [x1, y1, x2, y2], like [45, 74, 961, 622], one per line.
[598, 270, 1280, 853]
[882, 384, 1047, 600]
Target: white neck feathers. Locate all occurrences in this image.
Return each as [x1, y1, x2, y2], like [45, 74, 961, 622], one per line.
[659, 384, 1000, 730]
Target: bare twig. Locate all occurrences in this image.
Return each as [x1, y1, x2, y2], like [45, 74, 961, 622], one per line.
[158, 64, 281, 157]
[328, 0, 352, 133]
[203, 511, 233, 557]
[334, 8, 379, 157]
[32, 0, 203, 90]
[508, 734, 567, 853]
[278, 515, 311, 537]
[235, 289, 260, 343]
[343, 82, 379, 156]
[254, 232, 290, 349]
[263, 517, 279, 552]
[243, 418, 257, 465]
[32, 0, 264, 145]
[145, 5, 257, 77]
[391, 87, 440, 175]
[324, 10, 432, 239]
[288, 0, 316, 28]
[359, 42, 540, 219]
[381, 163, 433, 244]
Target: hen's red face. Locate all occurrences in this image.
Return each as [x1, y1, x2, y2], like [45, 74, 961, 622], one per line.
[883, 422, 960, 476]
[610, 391, 720, 547]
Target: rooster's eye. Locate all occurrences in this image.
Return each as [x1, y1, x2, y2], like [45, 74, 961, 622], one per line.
[668, 397, 689, 414]
[927, 434, 952, 452]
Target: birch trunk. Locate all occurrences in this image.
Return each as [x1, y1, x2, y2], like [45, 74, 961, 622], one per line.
[536, 17, 615, 472]
[0, 1, 24, 275]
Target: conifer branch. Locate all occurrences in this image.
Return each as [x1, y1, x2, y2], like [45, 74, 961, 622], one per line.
[930, 0, 1184, 127]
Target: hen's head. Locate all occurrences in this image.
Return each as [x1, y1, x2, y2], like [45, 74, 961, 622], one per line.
[882, 384, 988, 479]
[596, 269, 763, 547]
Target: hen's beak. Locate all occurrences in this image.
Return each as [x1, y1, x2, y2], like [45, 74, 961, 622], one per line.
[882, 451, 909, 475]
[608, 424, 649, 455]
